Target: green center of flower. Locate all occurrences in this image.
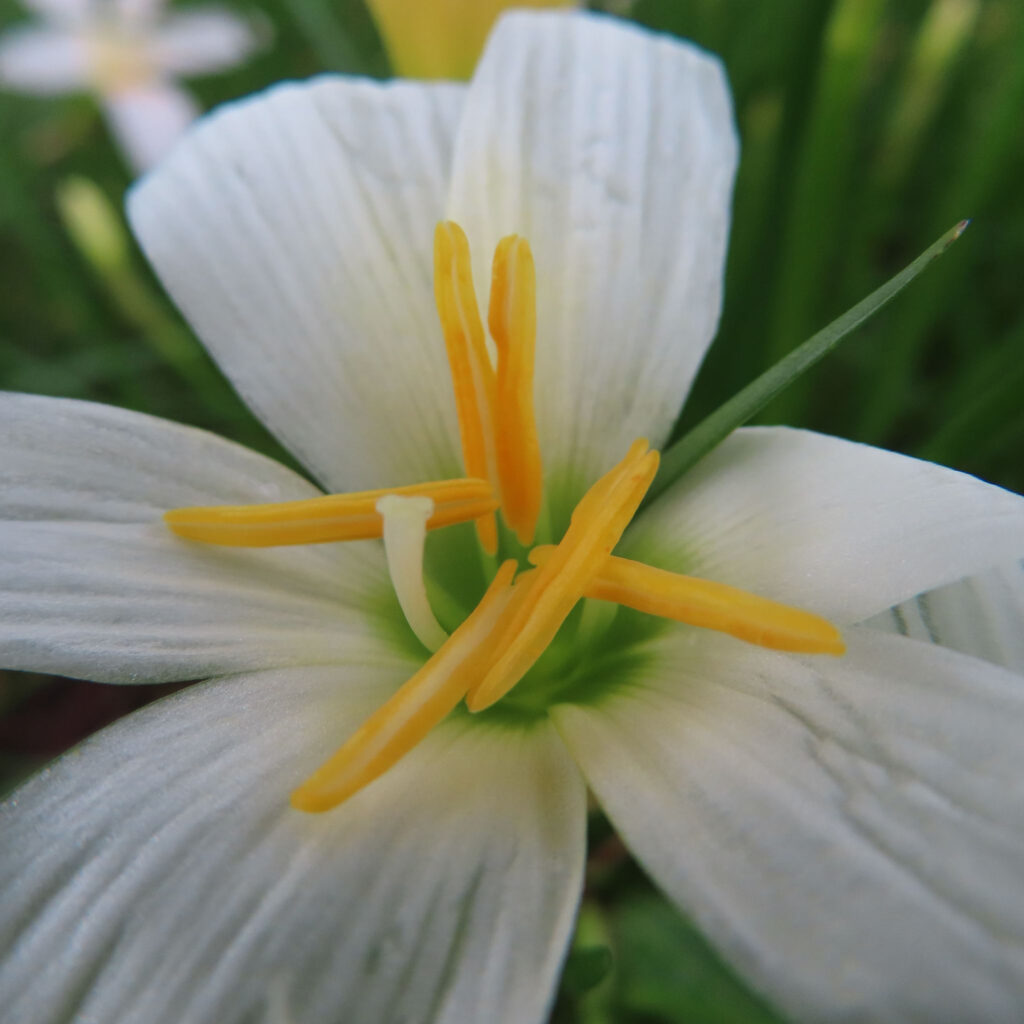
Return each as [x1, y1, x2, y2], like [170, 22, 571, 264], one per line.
[164, 222, 844, 813]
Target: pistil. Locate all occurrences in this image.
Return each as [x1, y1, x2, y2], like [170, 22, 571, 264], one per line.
[376, 495, 449, 652]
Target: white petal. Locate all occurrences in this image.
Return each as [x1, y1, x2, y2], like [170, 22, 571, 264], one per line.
[863, 558, 1024, 673]
[448, 10, 738, 500]
[128, 78, 465, 492]
[150, 9, 264, 76]
[627, 427, 1024, 624]
[0, 666, 586, 1024]
[554, 629, 1024, 1022]
[102, 82, 199, 173]
[113, 0, 166, 26]
[0, 392, 391, 682]
[0, 27, 88, 93]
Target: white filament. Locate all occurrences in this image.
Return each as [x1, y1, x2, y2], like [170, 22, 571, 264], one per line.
[376, 494, 449, 652]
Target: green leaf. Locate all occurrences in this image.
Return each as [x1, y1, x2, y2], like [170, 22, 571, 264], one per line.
[610, 895, 787, 1024]
[561, 945, 615, 997]
[646, 219, 969, 505]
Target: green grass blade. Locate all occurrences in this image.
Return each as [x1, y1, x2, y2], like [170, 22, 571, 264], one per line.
[646, 220, 969, 505]
[763, 0, 887, 367]
[855, 4, 1024, 443]
[281, 0, 374, 73]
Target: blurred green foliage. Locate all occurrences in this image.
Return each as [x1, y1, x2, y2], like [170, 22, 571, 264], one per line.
[649, 0, 1024, 494]
[1, 1, 1022, 1022]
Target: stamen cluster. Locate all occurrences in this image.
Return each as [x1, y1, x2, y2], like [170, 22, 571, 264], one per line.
[164, 223, 844, 813]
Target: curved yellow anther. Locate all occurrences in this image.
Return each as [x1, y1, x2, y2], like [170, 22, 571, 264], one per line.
[164, 477, 497, 547]
[434, 221, 499, 553]
[529, 548, 845, 655]
[489, 235, 543, 546]
[291, 560, 519, 813]
[466, 441, 659, 712]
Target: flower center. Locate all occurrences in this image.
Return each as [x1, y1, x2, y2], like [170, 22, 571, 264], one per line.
[163, 221, 845, 814]
[84, 27, 155, 94]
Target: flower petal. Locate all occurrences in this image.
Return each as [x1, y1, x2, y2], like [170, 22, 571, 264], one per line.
[18, 0, 90, 28]
[448, 11, 738, 498]
[0, 392, 390, 682]
[113, 0, 169, 27]
[128, 78, 465, 491]
[0, 667, 586, 1024]
[102, 82, 199, 173]
[0, 27, 88, 93]
[863, 558, 1024, 673]
[554, 629, 1024, 1022]
[150, 9, 264, 77]
[628, 427, 1024, 624]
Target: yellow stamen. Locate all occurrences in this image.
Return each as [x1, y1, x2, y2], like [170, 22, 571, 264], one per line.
[466, 441, 659, 712]
[489, 235, 543, 546]
[529, 548, 845, 655]
[433, 221, 499, 553]
[291, 560, 519, 813]
[164, 477, 496, 547]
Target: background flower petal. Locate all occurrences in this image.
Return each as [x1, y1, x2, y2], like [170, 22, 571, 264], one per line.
[113, 0, 171, 26]
[17, 0, 90, 28]
[447, 10, 738, 507]
[150, 9, 264, 77]
[0, 666, 586, 1024]
[863, 558, 1024, 673]
[128, 77, 465, 492]
[0, 393, 391, 683]
[0, 27, 88, 93]
[102, 82, 200, 173]
[554, 628, 1024, 1022]
[627, 426, 1024, 624]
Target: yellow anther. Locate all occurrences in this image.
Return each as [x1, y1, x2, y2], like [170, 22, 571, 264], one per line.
[466, 441, 659, 712]
[291, 560, 519, 813]
[433, 221, 499, 553]
[164, 477, 496, 547]
[489, 235, 543, 546]
[529, 548, 845, 655]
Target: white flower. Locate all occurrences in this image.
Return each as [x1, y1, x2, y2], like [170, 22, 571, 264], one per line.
[2, 11, 1024, 1024]
[0, 0, 265, 171]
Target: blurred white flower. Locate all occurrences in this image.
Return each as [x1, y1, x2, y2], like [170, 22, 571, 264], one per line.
[0, 0, 266, 171]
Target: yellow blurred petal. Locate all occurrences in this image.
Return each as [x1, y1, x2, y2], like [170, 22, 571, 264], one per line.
[366, 0, 578, 80]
